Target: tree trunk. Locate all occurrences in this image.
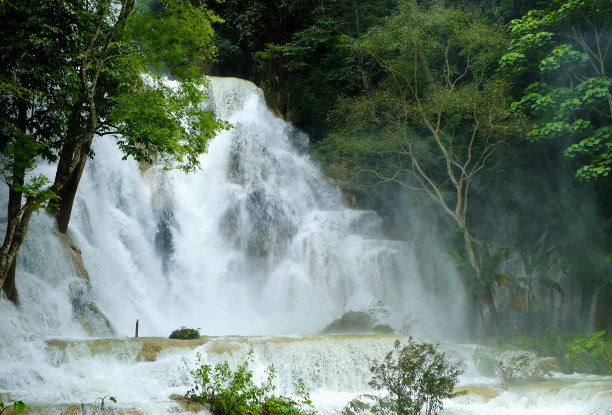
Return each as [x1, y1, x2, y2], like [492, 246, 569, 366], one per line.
[463, 228, 499, 332]
[49, 149, 89, 234]
[0, 192, 36, 303]
[2, 259, 19, 304]
[0, 181, 24, 303]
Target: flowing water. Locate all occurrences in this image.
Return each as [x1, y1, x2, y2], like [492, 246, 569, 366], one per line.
[0, 77, 610, 413]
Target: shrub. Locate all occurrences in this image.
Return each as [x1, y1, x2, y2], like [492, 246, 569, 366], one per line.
[564, 330, 612, 374]
[495, 327, 612, 375]
[186, 351, 314, 415]
[169, 327, 200, 339]
[473, 346, 552, 388]
[495, 352, 551, 389]
[344, 338, 464, 415]
[0, 400, 25, 414]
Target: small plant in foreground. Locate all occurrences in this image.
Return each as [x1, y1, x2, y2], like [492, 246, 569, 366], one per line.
[96, 395, 117, 410]
[344, 339, 464, 415]
[0, 400, 25, 414]
[186, 351, 314, 415]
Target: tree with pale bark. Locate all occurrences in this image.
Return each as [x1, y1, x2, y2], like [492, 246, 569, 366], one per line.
[317, 0, 526, 332]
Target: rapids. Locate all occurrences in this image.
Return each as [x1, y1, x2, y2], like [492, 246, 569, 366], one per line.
[0, 77, 611, 413]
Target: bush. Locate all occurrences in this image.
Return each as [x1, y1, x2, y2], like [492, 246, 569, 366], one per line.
[495, 352, 551, 389]
[169, 327, 200, 339]
[495, 327, 612, 375]
[344, 338, 464, 415]
[186, 351, 314, 415]
[564, 330, 612, 374]
[473, 346, 553, 388]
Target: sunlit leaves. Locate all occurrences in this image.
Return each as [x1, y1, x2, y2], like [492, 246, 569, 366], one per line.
[111, 76, 229, 172]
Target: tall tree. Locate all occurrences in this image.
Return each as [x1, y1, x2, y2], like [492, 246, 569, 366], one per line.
[0, 0, 227, 303]
[0, 0, 84, 303]
[317, 0, 524, 332]
[501, 0, 612, 180]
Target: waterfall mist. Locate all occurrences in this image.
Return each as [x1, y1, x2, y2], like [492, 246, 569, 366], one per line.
[1, 77, 466, 341]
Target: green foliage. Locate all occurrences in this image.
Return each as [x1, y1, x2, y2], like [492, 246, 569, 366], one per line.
[316, 0, 524, 333]
[0, 0, 227, 295]
[496, 352, 552, 388]
[493, 327, 612, 374]
[317, 0, 519, 194]
[110, 77, 229, 173]
[125, 0, 222, 79]
[169, 327, 200, 339]
[563, 330, 612, 374]
[210, 0, 393, 141]
[473, 346, 552, 388]
[0, 400, 25, 414]
[344, 339, 464, 415]
[186, 351, 314, 415]
[501, 0, 612, 180]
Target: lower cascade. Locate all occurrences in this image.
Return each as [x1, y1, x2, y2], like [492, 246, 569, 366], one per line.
[0, 77, 611, 414]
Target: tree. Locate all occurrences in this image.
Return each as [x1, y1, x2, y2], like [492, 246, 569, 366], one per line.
[0, 0, 85, 303]
[343, 339, 463, 415]
[0, 0, 227, 303]
[317, 0, 524, 331]
[501, 0, 612, 180]
[254, 0, 394, 140]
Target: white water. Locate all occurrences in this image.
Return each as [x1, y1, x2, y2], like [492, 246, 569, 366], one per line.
[0, 77, 611, 413]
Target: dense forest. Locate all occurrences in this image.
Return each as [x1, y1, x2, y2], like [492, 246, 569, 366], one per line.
[1, 0, 611, 346]
[206, 0, 612, 340]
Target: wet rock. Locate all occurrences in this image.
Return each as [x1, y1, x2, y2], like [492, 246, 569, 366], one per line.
[320, 311, 374, 334]
[371, 324, 395, 334]
[55, 232, 116, 337]
[54, 232, 91, 285]
[169, 394, 207, 413]
[137, 342, 163, 362]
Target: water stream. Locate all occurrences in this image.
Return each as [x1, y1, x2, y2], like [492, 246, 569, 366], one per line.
[0, 77, 610, 413]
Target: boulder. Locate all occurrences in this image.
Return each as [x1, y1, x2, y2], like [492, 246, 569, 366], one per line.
[54, 232, 116, 337]
[320, 311, 373, 334]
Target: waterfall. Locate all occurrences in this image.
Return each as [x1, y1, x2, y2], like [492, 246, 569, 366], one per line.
[58, 76, 445, 338]
[1, 77, 610, 414]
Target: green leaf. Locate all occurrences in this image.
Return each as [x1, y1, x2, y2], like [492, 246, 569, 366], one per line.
[14, 401, 26, 413]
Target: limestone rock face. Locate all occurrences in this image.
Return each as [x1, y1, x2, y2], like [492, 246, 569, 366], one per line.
[54, 232, 115, 337]
[55, 232, 91, 285]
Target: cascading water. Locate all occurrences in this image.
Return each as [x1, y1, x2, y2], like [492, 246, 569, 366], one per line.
[63, 76, 439, 337]
[0, 77, 611, 414]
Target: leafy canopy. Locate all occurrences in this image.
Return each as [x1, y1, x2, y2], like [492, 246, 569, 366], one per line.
[501, 0, 612, 180]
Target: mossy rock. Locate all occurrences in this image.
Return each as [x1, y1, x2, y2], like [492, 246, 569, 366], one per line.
[371, 324, 395, 334]
[169, 328, 200, 340]
[321, 311, 373, 334]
